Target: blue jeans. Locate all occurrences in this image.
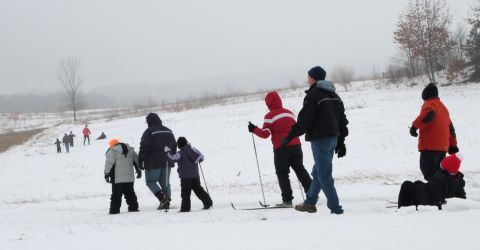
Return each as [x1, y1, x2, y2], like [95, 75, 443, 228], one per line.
[64, 143, 70, 153]
[145, 167, 172, 199]
[305, 136, 343, 213]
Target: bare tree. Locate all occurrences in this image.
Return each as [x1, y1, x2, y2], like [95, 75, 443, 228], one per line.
[57, 57, 83, 121]
[331, 66, 355, 92]
[394, 0, 452, 83]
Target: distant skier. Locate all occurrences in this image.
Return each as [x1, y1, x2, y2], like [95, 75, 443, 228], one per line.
[55, 138, 62, 153]
[248, 91, 312, 206]
[104, 139, 142, 214]
[138, 113, 177, 210]
[68, 131, 76, 147]
[97, 132, 107, 140]
[398, 153, 466, 210]
[62, 133, 71, 153]
[410, 83, 459, 181]
[83, 124, 91, 146]
[165, 137, 212, 212]
[281, 66, 348, 214]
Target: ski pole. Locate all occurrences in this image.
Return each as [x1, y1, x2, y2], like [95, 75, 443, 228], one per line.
[251, 133, 268, 207]
[165, 161, 169, 212]
[298, 179, 305, 200]
[199, 162, 209, 194]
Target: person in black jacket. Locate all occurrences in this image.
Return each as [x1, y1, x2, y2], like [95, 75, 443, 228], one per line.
[138, 113, 177, 210]
[398, 153, 466, 210]
[281, 66, 348, 214]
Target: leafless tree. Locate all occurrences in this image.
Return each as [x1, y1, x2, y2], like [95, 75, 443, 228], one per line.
[394, 0, 452, 83]
[57, 57, 84, 121]
[331, 66, 355, 92]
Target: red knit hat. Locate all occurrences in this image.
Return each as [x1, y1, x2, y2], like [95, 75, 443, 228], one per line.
[441, 153, 463, 174]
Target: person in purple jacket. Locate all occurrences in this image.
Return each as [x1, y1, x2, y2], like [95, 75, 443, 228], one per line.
[165, 137, 213, 212]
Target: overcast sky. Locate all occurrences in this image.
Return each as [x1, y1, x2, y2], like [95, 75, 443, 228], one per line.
[0, 0, 474, 95]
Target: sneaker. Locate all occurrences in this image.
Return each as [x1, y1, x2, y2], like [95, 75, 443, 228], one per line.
[294, 202, 317, 213]
[275, 201, 293, 207]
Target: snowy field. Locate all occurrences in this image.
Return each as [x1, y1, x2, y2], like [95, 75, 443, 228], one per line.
[1, 83, 480, 249]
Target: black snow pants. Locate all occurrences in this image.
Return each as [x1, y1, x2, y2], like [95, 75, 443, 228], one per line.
[180, 178, 212, 211]
[110, 182, 139, 213]
[420, 150, 446, 181]
[274, 145, 312, 202]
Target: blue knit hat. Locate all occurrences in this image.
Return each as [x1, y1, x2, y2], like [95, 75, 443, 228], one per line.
[308, 66, 327, 81]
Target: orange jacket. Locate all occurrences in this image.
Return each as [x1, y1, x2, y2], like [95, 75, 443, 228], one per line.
[412, 98, 457, 152]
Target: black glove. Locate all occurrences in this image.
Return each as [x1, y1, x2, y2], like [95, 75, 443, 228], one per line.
[335, 138, 346, 158]
[409, 126, 418, 137]
[248, 122, 257, 133]
[448, 145, 459, 154]
[136, 171, 142, 179]
[104, 174, 111, 183]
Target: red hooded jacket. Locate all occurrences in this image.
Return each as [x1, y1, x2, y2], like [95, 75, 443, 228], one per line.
[412, 98, 457, 152]
[253, 91, 301, 150]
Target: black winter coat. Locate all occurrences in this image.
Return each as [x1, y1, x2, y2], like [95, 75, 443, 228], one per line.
[288, 81, 349, 141]
[416, 170, 466, 206]
[138, 114, 177, 170]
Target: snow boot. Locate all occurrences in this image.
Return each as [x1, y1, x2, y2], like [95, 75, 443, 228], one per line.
[294, 202, 317, 213]
[109, 210, 120, 215]
[155, 191, 170, 210]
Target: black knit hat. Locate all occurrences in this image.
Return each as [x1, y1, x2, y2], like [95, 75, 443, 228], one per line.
[177, 137, 188, 148]
[308, 66, 327, 81]
[422, 83, 439, 100]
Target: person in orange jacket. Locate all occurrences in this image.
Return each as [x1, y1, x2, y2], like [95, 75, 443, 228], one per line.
[410, 83, 459, 181]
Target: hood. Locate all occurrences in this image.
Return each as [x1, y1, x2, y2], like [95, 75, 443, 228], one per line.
[265, 91, 283, 110]
[110, 143, 132, 157]
[422, 83, 439, 100]
[146, 113, 162, 127]
[316, 80, 336, 93]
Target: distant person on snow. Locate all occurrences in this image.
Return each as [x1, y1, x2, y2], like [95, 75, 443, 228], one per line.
[97, 132, 107, 140]
[248, 91, 312, 206]
[165, 137, 212, 212]
[138, 113, 177, 210]
[398, 153, 466, 210]
[68, 131, 76, 147]
[83, 124, 91, 146]
[410, 83, 459, 181]
[104, 139, 142, 214]
[281, 66, 348, 214]
[62, 133, 71, 153]
[55, 138, 62, 153]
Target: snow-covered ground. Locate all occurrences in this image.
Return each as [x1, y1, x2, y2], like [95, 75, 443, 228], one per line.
[1, 83, 480, 249]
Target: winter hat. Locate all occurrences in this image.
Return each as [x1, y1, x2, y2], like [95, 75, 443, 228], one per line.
[109, 139, 119, 148]
[308, 66, 327, 81]
[146, 113, 162, 127]
[441, 153, 463, 174]
[177, 137, 188, 149]
[422, 83, 439, 100]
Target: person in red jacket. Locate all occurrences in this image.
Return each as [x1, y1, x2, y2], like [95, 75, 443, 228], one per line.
[248, 91, 312, 206]
[410, 83, 459, 181]
[83, 124, 91, 146]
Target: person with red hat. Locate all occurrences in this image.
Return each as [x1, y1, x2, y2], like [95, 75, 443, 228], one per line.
[410, 83, 459, 181]
[104, 138, 142, 214]
[248, 91, 312, 207]
[398, 153, 466, 210]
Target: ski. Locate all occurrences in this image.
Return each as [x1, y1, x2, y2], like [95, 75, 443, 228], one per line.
[386, 200, 397, 204]
[231, 202, 292, 211]
[259, 201, 270, 207]
[386, 205, 398, 209]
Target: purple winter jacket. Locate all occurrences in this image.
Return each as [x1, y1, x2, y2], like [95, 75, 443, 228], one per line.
[167, 144, 204, 179]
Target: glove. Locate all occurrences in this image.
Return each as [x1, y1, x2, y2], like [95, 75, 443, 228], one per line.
[248, 122, 257, 133]
[448, 145, 459, 154]
[138, 161, 145, 170]
[104, 174, 111, 183]
[136, 171, 142, 179]
[164, 146, 171, 153]
[409, 126, 418, 137]
[335, 138, 346, 158]
[280, 137, 290, 149]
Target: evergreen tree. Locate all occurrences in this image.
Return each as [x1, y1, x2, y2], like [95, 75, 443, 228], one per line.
[466, 1, 480, 81]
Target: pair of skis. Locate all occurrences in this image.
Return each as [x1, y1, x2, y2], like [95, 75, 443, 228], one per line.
[231, 201, 293, 211]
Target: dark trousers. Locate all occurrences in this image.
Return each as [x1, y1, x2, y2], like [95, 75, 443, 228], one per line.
[420, 150, 446, 181]
[180, 178, 212, 211]
[110, 182, 139, 213]
[274, 145, 312, 202]
[56, 145, 61, 153]
[84, 135, 90, 145]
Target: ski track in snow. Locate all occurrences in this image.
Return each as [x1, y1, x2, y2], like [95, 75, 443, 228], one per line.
[1, 84, 480, 249]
